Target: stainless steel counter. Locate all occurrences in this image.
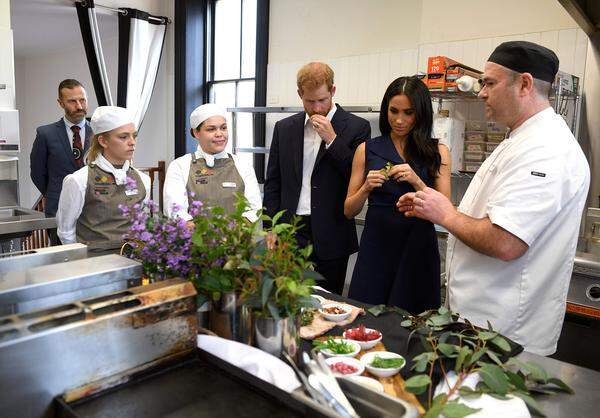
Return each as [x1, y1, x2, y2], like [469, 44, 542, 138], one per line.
[0, 254, 142, 315]
[0, 243, 88, 274]
[0, 205, 56, 236]
[519, 351, 600, 417]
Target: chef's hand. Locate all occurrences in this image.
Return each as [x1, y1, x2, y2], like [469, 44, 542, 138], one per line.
[185, 220, 195, 229]
[362, 170, 386, 192]
[388, 163, 423, 189]
[310, 114, 336, 144]
[397, 187, 455, 225]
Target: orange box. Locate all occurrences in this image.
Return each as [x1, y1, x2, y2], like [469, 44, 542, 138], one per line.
[427, 56, 482, 92]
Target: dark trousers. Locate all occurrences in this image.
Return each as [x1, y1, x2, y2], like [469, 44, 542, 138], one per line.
[296, 215, 349, 295]
[47, 228, 61, 246]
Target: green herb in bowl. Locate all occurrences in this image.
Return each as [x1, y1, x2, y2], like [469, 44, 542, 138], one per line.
[370, 355, 405, 369]
[301, 308, 316, 326]
[313, 337, 355, 355]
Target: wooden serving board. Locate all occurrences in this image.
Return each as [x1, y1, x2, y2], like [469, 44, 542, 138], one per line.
[316, 337, 424, 414]
[357, 342, 425, 415]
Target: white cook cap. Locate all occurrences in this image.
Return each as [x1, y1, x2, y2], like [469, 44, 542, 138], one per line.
[90, 106, 135, 134]
[189, 103, 228, 129]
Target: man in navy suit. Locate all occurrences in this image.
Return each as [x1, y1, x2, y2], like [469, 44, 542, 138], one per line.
[264, 62, 371, 294]
[30, 79, 92, 245]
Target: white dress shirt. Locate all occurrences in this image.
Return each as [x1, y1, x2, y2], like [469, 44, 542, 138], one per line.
[63, 117, 86, 150]
[163, 145, 262, 222]
[57, 154, 151, 244]
[445, 107, 590, 356]
[296, 105, 337, 215]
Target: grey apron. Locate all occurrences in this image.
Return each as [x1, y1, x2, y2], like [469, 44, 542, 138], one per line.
[186, 153, 244, 215]
[76, 164, 146, 254]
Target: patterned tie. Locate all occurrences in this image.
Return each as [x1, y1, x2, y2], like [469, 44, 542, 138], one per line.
[71, 125, 83, 168]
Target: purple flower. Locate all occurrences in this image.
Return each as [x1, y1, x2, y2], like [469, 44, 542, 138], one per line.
[124, 175, 138, 192]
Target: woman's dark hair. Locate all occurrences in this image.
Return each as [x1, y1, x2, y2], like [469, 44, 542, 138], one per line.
[379, 76, 441, 179]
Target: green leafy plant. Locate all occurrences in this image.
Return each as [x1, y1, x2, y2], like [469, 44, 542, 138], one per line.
[242, 211, 322, 319]
[369, 306, 574, 418]
[190, 195, 258, 303]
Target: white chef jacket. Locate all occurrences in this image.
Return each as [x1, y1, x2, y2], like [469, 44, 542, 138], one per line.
[296, 105, 337, 215]
[57, 155, 151, 244]
[163, 146, 262, 222]
[445, 107, 590, 356]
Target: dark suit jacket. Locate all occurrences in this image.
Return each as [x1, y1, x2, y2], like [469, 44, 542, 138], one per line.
[30, 119, 92, 216]
[264, 104, 371, 260]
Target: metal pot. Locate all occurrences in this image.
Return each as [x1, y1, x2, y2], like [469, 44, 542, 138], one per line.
[196, 301, 211, 330]
[253, 313, 300, 360]
[209, 291, 253, 345]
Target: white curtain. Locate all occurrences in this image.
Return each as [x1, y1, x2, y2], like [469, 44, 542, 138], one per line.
[76, 2, 167, 125]
[118, 9, 167, 129]
[76, 0, 113, 106]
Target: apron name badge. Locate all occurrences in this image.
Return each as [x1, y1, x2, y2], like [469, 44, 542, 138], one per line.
[222, 182, 237, 188]
[125, 189, 139, 196]
[531, 171, 546, 178]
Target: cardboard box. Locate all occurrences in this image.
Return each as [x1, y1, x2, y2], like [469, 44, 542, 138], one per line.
[427, 56, 482, 92]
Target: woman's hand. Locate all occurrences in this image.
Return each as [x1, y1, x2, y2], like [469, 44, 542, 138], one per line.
[361, 170, 386, 192]
[388, 163, 425, 191]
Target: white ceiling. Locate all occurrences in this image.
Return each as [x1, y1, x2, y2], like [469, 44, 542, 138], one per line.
[11, 0, 119, 58]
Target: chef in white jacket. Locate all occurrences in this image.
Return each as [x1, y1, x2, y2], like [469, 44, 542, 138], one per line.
[57, 106, 151, 254]
[397, 41, 590, 355]
[164, 103, 262, 224]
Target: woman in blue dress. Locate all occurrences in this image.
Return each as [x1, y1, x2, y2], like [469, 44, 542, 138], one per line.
[345, 76, 451, 314]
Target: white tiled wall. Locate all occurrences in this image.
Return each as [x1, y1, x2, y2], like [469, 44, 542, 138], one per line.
[267, 28, 588, 109]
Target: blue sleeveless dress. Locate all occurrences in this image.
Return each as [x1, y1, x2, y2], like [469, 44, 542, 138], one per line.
[348, 135, 441, 314]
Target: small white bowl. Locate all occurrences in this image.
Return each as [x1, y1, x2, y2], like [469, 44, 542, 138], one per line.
[319, 303, 351, 322]
[325, 356, 365, 377]
[345, 375, 385, 393]
[343, 327, 383, 351]
[361, 351, 406, 378]
[319, 339, 361, 358]
[311, 294, 326, 305]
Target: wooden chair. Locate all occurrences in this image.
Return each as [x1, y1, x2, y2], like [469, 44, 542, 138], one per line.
[138, 160, 166, 213]
[21, 197, 50, 250]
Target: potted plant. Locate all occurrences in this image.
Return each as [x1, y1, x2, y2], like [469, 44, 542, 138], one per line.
[189, 195, 258, 343]
[243, 211, 322, 358]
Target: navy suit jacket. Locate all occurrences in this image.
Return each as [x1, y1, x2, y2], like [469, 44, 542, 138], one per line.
[30, 119, 92, 216]
[264, 104, 371, 260]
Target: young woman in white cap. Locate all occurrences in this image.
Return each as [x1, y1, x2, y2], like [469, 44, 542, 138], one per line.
[56, 106, 151, 253]
[164, 103, 261, 224]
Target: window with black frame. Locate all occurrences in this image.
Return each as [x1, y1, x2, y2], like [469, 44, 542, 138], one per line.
[206, 0, 267, 176]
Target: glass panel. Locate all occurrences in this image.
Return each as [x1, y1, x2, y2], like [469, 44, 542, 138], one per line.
[241, 0, 257, 78]
[209, 82, 236, 154]
[214, 0, 241, 80]
[237, 80, 255, 107]
[236, 80, 255, 149]
[236, 152, 254, 170]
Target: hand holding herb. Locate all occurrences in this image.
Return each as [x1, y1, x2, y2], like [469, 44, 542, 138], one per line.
[379, 162, 394, 179]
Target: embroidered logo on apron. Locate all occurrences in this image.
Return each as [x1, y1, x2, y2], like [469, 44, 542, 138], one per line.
[93, 175, 115, 195]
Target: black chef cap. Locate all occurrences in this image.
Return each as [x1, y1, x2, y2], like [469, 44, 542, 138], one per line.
[488, 41, 559, 83]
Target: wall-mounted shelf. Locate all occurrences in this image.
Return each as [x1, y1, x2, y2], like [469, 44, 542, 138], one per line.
[226, 106, 380, 113]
